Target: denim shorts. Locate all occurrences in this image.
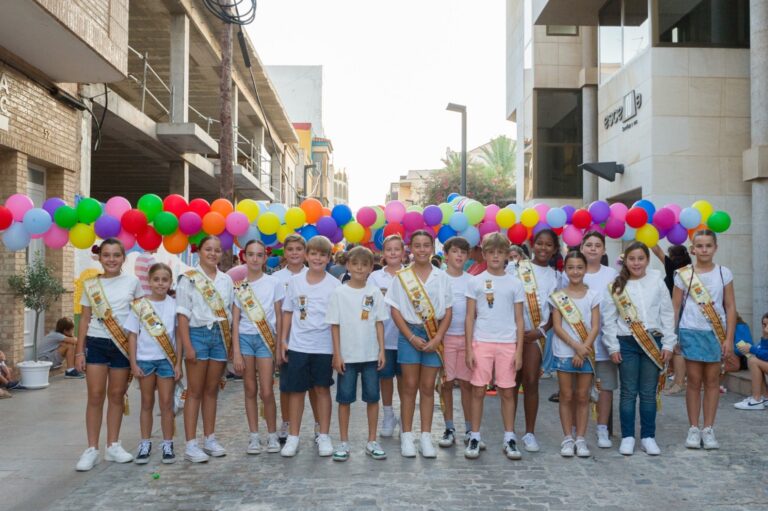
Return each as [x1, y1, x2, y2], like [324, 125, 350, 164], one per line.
[189, 325, 228, 362]
[397, 323, 442, 368]
[279, 351, 334, 393]
[239, 333, 273, 359]
[378, 349, 401, 379]
[553, 356, 594, 374]
[85, 336, 130, 369]
[679, 328, 722, 363]
[137, 359, 175, 379]
[336, 361, 380, 404]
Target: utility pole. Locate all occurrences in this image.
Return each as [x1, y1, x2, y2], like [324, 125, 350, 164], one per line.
[446, 103, 467, 196]
[219, 18, 234, 202]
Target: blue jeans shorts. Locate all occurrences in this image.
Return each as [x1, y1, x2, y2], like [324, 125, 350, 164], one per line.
[553, 356, 594, 374]
[189, 325, 228, 362]
[85, 336, 130, 369]
[397, 323, 442, 368]
[378, 349, 401, 379]
[137, 359, 175, 379]
[336, 361, 380, 404]
[679, 328, 722, 363]
[279, 351, 334, 393]
[239, 333, 273, 359]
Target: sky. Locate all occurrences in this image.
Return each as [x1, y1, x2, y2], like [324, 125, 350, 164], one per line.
[248, 0, 514, 210]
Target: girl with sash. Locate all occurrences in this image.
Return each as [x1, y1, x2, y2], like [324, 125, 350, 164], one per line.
[510, 228, 559, 453]
[232, 239, 283, 455]
[125, 263, 181, 464]
[176, 235, 234, 463]
[672, 230, 736, 450]
[549, 251, 600, 458]
[603, 243, 676, 456]
[386, 230, 453, 458]
[75, 238, 143, 471]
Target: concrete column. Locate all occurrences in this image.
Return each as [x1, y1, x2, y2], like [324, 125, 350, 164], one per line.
[169, 160, 189, 199]
[170, 14, 190, 123]
[79, 101, 92, 196]
[581, 25, 599, 205]
[270, 148, 281, 202]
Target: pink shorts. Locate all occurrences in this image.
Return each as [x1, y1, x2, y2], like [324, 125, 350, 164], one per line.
[470, 341, 518, 389]
[443, 334, 472, 382]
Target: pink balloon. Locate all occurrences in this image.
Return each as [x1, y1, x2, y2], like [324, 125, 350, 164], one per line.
[178, 211, 202, 235]
[356, 206, 377, 227]
[43, 225, 69, 248]
[105, 196, 132, 219]
[402, 211, 424, 232]
[533, 203, 550, 217]
[609, 202, 628, 223]
[116, 228, 136, 250]
[384, 201, 406, 223]
[224, 211, 249, 236]
[5, 194, 34, 222]
[588, 223, 605, 235]
[478, 220, 500, 238]
[483, 204, 500, 224]
[653, 207, 676, 231]
[604, 218, 626, 239]
[663, 203, 681, 223]
[562, 225, 584, 247]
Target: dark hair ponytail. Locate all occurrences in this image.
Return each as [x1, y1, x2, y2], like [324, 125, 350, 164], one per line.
[611, 242, 650, 295]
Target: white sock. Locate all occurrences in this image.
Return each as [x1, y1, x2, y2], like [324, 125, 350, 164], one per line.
[597, 424, 608, 432]
[66, 367, 75, 371]
[140, 438, 150, 445]
[421, 432, 431, 441]
[504, 431, 517, 443]
[186, 439, 197, 448]
[470, 431, 481, 441]
[383, 406, 394, 418]
[205, 434, 215, 442]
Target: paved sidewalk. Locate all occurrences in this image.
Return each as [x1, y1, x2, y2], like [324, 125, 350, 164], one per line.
[2, 374, 767, 511]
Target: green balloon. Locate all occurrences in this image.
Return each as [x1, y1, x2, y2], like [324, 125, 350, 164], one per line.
[464, 200, 485, 225]
[706, 210, 731, 233]
[371, 206, 386, 230]
[189, 230, 205, 246]
[54, 205, 78, 229]
[76, 197, 102, 224]
[137, 193, 163, 222]
[438, 203, 454, 225]
[153, 211, 179, 235]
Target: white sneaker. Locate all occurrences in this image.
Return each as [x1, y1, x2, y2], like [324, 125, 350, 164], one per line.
[640, 437, 661, 456]
[619, 437, 635, 456]
[522, 433, 540, 452]
[247, 433, 262, 455]
[685, 426, 702, 449]
[560, 437, 575, 457]
[266, 433, 281, 453]
[503, 438, 522, 460]
[464, 437, 481, 459]
[701, 427, 719, 450]
[203, 435, 226, 457]
[464, 431, 486, 450]
[280, 435, 299, 457]
[75, 447, 99, 471]
[184, 442, 210, 463]
[380, 414, 398, 437]
[400, 432, 417, 457]
[574, 438, 591, 458]
[596, 428, 612, 448]
[104, 441, 133, 463]
[438, 428, 456, 447]
[316, 434, 334, 457]
[419, 433, 437, 458]
[734, 397, 766, 410]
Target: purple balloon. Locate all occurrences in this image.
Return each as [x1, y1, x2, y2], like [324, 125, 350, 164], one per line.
[589, 201, 611, 223]
[562, 205, 576, 223]
[667, 223, 688, 245]
[42, 198, 65, 219]
[330, 227, 344, 244]
[422, 205, 443, 226]
[218, 231, 234, 250]
[94, 214, 121, 239]
[532, 221, 549, 236]
[316, 216, 338, 237]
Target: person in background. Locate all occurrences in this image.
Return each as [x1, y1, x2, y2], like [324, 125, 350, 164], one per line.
[329, 251, 348, 281]
[134, 250, 157, 296]
[733, 312, 768, 410]
[466, 246, 487, 276]
[0, 350, 20, 396]
[39, 317, 83, 379]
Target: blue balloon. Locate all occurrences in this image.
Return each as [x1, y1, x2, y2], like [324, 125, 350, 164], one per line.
[331, 204, 353, 227]
[545, 207, 567, 229]
[268, 203, 286, 223]
[448, 211, 469, 232]
[633, 200, 656, 222]
[266, 256, 281, 269]
[506, 203, 524, 218]
[300, 224, 318, 241]
[261, 232, 277, 246]
[622, 226, 637, 241]
[2, 222, 31, 251]
[447, 193, 460, 202]
[460, 226, 481, 248]
[237, 224, 261, 247]
[373, 228, 385, 250]
[679, 207, 702, 229]
[22, 207, 52, 235]
[437, 225, 457, 244]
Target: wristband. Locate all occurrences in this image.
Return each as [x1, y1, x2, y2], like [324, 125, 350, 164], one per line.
[75, 352, 85, 357]
[408, 333, 416, 342]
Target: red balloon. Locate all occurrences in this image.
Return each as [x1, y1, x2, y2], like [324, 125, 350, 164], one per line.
[163, 194, 189, 217]
[383, 222, 405, 238]
[136, 225, 162, 251]
[188, 198, 210, 218]
[0, 205, 12, 230]
[507, 224, 527, 245]
[121, 209, 148, 235]
[571, 209, 592, 229]
[625, 207, 649, 228]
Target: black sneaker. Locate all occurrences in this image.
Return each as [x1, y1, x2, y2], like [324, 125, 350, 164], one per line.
[438, 428, 456, 447]
[548, 391, 560, 403]
[5, 381, 21, 390]
[162, 442, 176, 464]
[226, 372, 243, 381]
[135, 442, 151, 464]
[464, 438, 480, 459]
[65, 369, 85, 379]
[504, 439, 522, 460]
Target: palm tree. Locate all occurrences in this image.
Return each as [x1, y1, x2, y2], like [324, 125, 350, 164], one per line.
[478, 135, 516, 178]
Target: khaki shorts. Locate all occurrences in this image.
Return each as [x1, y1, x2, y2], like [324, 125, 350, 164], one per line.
[595, 360, 618, 391]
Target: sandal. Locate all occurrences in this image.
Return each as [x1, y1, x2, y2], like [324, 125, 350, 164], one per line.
[663, 383, 684, 395]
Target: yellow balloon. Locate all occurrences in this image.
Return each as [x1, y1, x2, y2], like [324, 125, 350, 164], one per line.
[520, 208, 539, 228]
[284, 207, 307, 229]
[692, 200, 714, 223]
[69, 223, 96, 249]
[256, 212, 280, 235]
[276, 224, 294, 243]
[343, 221, 365, 243]
[235, 199, 260, 223]
[635, 224, 660, 248]
[496, 208, 517, 229]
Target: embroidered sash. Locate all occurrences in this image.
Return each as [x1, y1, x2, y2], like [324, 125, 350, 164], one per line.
[234, 279, 276, 357]
[517, 261, 546, 352]
[183, 269, 232, 356]
[678, 266, 727, 343]
[131, 297, 177, 366]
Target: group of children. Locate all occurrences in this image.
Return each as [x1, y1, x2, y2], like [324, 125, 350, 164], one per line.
[73, 224, 754, 470]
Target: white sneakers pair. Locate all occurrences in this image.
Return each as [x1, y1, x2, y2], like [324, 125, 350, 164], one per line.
[560, 437, 590, 457]
[75, 441, 133, 471]
[247, 432, 282, 454]
[400, 432, 436, 458]
[685, 426, 719, 450]
[279, 433, 334, 457]
[184, 435, 226, 463]
[619, 437, 661, 456]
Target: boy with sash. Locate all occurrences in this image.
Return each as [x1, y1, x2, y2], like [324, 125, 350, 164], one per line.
[463, 233, 525, 460]
[549, 251, 601, 459]
[126, 263, 181, 464]
[602, 242, 676, 456]
[75, 238, 144, 471]
[232, 239, 284, 455]
[386, 230, 453, 458]
[278, 235, 340, 458]
[176, 235, 234, 463]
[672, 230, 736, 450]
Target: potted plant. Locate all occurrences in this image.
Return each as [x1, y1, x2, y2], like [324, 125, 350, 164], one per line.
[8, 255, 66, 389]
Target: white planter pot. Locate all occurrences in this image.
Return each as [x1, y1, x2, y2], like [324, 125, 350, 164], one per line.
[17, 360, 53, 389]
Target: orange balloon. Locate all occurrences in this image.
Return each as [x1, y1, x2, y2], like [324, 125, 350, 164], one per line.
[361, 226, 372, 244]
[210, 198, 234, 217]
[301, 198, 324, 224]
[202, 211, 226, 235]
[322, 207, 332, 217]
[163, 231, 189, 254]
[688, 223, 708, 241]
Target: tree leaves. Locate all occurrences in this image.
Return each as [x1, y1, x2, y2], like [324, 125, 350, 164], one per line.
[8, 255, 66, 314]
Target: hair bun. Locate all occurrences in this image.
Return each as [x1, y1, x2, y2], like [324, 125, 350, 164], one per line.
[91, 245, 100, 255]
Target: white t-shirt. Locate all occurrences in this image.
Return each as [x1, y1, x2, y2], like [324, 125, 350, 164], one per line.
[175, 267, 234, 328]
[283, 272, 341, 354]
[368, 267, 402, 350]
[446, 272, 472, 336]
[674, 265, 733, 331]
[466, 271, 525, 343]
[80, 274, 143, 339]
[511, 263, 559, 331]
[234, 274, 284, 335]
[583, 265, 619, 361]
[273, 266, 308, 296]
[549, 289, 601, 358]
[325, 283, 389, 363]
[385, 267, 454, 324]
[124, 296, 177, 361]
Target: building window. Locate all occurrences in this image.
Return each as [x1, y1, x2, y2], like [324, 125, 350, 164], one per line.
[657, 0, 749, 48]
[547, 25, 579, 36]
[599, 0, 649, 83]
[535, 90, 582, 198]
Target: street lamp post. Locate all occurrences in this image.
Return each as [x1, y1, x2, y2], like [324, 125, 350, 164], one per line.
[302, 163, 317, 200]
[446, 103, 467, 196]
